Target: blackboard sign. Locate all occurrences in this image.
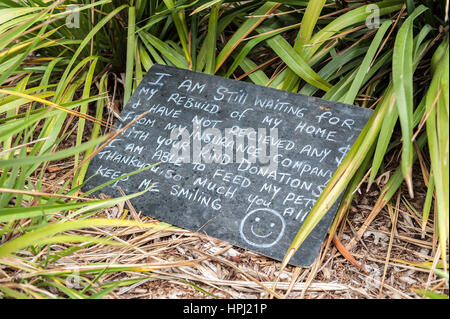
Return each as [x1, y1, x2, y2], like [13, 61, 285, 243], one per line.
[84, 64, 372, 266]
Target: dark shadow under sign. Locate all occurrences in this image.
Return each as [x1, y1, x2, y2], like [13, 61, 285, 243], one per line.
[84, 65, 372, 266]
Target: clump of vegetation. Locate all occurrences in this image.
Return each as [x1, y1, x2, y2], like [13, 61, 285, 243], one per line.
[0, 0, 448, 299]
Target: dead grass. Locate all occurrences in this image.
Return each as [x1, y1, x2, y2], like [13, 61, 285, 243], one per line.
[0, 117, 447, 299]
[1, 161, 447, 299]
[1, 107, 447, 300]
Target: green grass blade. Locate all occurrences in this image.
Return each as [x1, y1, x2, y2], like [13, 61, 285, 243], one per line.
[124, 3, 136, 104]
[425, 38, 449, 269]
[214, 2, 280, 73]
[281, 90, 392, 266]
[281, 0, 326, 92]
[0, 135, 108, 168]
[264, 33, 331, 92]
[342, 20, 392, 104]
[0, 285, 31, 299]
[304, 1, 403, 61]
[204, 1, 221, 74]
[0, 218, 169, 257]
[54, 4, 128, 102]
[73, 58, 99, 187]
[392, 5, 428, 197]
[162, 0, 192, 67]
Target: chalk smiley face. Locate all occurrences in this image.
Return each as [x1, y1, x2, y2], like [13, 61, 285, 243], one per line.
[240, 208, 286, 248]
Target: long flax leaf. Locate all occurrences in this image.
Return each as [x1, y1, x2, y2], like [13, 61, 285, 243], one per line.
[342, 20, 393, 104]
[264, 32, 332, 92]
[73, 57, 99, 187]
[162, 0, 192, 67]
[54, 4, 128, 102]
[281, 86, 393, 267]
[425, 39, 449, 269]
[392, 5, 428, 197]
[73, 73, 108, 188]
[369, 35, 430, 187]
[303, 1, 403, 61]
[204, 1, 221, 74]
[214, 2, 281, 73]
[281, 0, 326, 92]
[124, 3, 136, 104]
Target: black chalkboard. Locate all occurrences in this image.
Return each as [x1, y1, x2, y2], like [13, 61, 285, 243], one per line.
[84, 64, 372, 266]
